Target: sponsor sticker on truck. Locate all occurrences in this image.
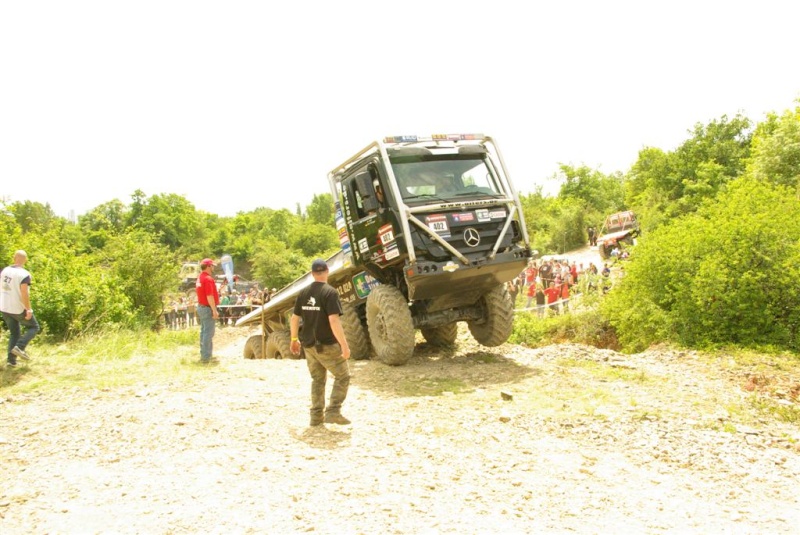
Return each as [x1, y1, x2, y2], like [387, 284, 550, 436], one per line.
[425, 214, 450, 237]
[352, 272, 380, 299]
[452, 212, 474, 223]
[378, 223, 395, 245]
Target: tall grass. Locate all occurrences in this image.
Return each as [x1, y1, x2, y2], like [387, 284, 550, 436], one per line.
[1, 327, 211, 395]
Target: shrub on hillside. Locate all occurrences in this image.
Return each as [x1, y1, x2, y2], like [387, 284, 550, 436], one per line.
[12, 231, 135, 340]
[602, 177, 800, 352]
[511, 308, 618, 350]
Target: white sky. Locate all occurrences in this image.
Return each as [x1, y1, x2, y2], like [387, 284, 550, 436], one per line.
[2, 1, 799, 219]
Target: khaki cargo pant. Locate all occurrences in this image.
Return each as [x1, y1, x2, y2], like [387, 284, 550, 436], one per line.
[304, 342, 350, 420]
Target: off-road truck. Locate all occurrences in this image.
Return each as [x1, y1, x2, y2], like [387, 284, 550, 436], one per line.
[596, 210, 640, 259]
[237, 133, 532, 365]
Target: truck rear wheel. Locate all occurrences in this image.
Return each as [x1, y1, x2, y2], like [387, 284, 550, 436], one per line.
[468, 284, 514, 347]
[266, 331, 301, 359]
[243, 334, 264, 359]
[421, 323, 458, 347]
[366, 285, 414, 366]
[342, 302, 371, 360]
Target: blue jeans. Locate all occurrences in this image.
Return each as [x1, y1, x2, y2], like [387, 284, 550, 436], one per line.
[2, 311, 40, 363]
[197, 306, 216, 360]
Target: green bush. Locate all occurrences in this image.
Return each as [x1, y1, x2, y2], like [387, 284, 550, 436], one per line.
[511, 307, 618, 349]
[602, 177, 800, 352]
[12, 231, 134, 340]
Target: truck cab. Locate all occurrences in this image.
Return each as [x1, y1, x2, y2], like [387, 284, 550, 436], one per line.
[334, 134, 530, 301]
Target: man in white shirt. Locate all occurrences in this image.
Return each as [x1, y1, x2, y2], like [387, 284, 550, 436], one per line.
[0, 250, 40, 367]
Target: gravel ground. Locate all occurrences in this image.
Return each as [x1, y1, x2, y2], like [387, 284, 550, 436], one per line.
[1, 324, 799, 534]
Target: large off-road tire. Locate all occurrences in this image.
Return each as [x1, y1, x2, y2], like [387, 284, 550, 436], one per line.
[266, 331, 302, 360]
[468, 284, 514, 347]
[421, 323, 458, 347]
[342, 302, 371, 360]
[366, 285, 415, 366]
[243, 334, 264, 359]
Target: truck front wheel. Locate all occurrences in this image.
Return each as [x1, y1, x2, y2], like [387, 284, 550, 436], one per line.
[366, 285, 414, 366]
[468, 284, 514, 347]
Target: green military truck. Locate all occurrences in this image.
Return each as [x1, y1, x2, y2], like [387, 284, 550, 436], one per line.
[237, 133, 532, 365]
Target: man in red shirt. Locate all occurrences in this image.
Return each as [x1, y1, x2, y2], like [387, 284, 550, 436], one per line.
[195, 258, 220, 364]
[525, 263, 537, 290]
[544, 281, 560, 316]
[560, 278, 571, 313]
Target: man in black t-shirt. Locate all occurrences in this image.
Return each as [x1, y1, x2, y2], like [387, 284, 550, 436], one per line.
[538, 261, 552, 284]
[290, 259, 352, 426]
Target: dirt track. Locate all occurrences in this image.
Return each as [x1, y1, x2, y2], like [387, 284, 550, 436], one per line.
[1, 324, 799, 534]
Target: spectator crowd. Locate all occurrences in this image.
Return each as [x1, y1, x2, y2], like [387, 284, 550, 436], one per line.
[162, 282, 275, 330]
[506, 255, 621, 318]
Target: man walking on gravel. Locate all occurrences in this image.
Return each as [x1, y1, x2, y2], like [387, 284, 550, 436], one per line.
[195, 258, 220, 364]
[1, 250, 40, 367]
[290, 259, 351, 426]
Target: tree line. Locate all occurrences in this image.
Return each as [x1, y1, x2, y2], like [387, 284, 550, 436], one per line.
[0, 190, 340, 340]
[525, 102, 799, 352]
[3, 100, 799, 351]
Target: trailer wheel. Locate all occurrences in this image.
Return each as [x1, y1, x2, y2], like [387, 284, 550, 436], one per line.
[243, 334, 264, 359]
[468, 284, 514, 347]
[342, 302, 371, 360]
[366, 285, 414, 366]
[421, 323, 458, 347]
[266, 331, 302, 360]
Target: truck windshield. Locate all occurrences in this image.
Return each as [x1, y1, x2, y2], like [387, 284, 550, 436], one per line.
[390, 154, 504, 203]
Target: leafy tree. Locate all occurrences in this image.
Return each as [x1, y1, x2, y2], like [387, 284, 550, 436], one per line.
[262, 208, 296, 245]
[747, 104, 800, 189]
[625, 147, 672, 232]
[7, 201, 60, 233]
[547, 197, 588, 254]
[129, 192, 203, 251]
[519, 187, 558, 254]
[251, 237, 309, 290]
[603, 177, 800, 352]
[226, 233, 256, 270]
[78, 199, 129, 250]
[626, 114, 752, 228]
[306, 193, 335, 226]
[101, 230, 178, 326]
[10, 230, 134, 339]
[290, 222, 338, 257]
[0, 204, 23, 273]
[557, 164, 625, 216]
[127, 189, 147, 226]
[79, 199, 129, 234]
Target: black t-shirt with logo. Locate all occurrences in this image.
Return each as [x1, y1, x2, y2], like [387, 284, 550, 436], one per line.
[293, 281, 343, 346]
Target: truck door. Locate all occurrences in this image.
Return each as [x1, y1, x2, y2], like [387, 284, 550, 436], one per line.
[342, 164, 399, 269]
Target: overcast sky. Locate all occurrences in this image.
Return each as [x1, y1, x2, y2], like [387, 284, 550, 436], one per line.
[2, 1, 798, 219]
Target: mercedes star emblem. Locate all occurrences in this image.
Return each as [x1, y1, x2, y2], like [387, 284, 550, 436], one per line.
[463, 227, 481, 247]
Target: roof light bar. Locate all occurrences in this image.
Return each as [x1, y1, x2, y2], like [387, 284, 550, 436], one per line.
[383, 133, 485, 143]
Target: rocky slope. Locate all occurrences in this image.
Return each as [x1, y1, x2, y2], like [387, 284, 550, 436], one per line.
[1, 326, 798, 534]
